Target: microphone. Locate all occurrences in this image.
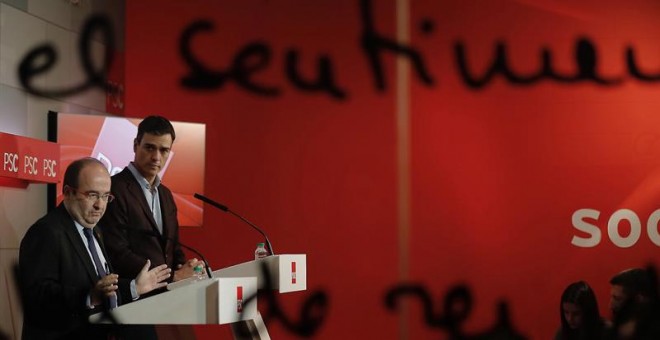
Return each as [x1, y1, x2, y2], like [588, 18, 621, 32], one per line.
[119, 225, 213, 279]
[194, 193, 276, 256]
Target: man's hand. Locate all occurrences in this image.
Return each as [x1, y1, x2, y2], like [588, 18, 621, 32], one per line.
[135, 259, 171, 295]
[91, 274, 119, 306]
[173, 258, 203, 282]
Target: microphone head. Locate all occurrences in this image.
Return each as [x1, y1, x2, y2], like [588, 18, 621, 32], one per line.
[193, 193, 229, 211]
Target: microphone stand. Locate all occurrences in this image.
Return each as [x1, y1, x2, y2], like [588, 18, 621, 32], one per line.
[174, 240, 213, 279]
[194, 193, 276, 256]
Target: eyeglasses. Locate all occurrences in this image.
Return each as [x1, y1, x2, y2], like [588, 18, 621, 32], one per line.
[70, 187, 115, 203]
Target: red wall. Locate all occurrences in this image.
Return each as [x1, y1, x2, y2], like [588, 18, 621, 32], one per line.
[125, 1, 660, 338]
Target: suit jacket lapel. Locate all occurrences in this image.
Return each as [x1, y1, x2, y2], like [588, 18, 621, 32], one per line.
[123, 169, 161, 236]
[57, 205, 99, 283]
[158, 189, 173, 241]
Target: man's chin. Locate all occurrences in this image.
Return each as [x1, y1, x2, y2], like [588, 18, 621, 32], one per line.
[146, 168, 160, 177]
[85, 218, 101, 226]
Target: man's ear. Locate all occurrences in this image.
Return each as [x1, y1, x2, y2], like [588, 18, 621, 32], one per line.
[133, 138, 138, 153]
[62, 185, 73, 197]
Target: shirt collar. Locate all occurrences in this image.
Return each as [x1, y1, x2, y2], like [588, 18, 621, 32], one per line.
[127, 162, 161, 190]
[74, 220, 92, 234]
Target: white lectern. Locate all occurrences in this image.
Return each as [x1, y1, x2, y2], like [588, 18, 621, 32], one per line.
[215, 254, 307, 293]
[89, 277, 257, 325]
[90, 254, 306, 340]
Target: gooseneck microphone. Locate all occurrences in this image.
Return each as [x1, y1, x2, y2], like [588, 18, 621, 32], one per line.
[193, 193, 275, 257]
[119, 225, 213, 279]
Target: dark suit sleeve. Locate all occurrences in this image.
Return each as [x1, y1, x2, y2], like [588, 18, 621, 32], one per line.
[19, 221, 90, 322]
[100, 170, 188, 282]
[173, 240, 186, 268]
[100, 187, 150, 278]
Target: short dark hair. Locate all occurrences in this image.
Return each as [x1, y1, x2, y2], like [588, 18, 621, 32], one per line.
[62, 157, 105, 190]
[610, 268, 651, 298]
[136, 115, 176, 144]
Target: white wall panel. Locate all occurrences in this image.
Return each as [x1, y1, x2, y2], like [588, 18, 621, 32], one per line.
[67, 37, 106, 111]
[0, 4, 47, 89]
[27, 0, 72, 30]
[0, 83, 27, 134]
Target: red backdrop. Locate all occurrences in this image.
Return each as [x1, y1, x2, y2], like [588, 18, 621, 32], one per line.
[125, 1, 660, 338]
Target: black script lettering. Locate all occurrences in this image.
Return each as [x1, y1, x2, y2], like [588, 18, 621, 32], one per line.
[384, 283, 527, 339]
[285, 50, 347, 99]
[627, 47, 660, 81]
[455, 37, 624, 89]
[455, 42, 542, 88]
[540, 49, 574, 82]
[179, 20, 279, 95]
[18, 15, 115, 97]
[231, 43, 280, 95]
[359, 0, 434, 91]
[574, 38, 622, 84]
[180, 20, 347, 99]
[239, 262, 328, 337]
[179, 20, 224, 89]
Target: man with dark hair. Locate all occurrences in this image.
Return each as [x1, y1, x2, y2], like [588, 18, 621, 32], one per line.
[609, 267, 651, 320]
[607, 267, 659, 339]
[19, 158, 171, 340]
[100, 115, 200, 286]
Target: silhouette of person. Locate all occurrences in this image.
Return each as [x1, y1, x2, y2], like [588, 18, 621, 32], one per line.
[554, 281, 608, 340]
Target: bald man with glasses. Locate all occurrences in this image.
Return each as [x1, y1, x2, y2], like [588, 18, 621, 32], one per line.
[19, 158, 171, 340]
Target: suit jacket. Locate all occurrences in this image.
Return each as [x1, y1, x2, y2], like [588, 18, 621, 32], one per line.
[19, 204, 130, 340]
[99, 167, 186, 280]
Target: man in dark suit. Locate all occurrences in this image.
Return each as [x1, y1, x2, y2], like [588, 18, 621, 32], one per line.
[19, 158, 171, 340]
[100, 115, 200, 286]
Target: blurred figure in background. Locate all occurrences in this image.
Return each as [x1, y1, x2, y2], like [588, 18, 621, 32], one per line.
[609, 268, 651, 323]
[609, 267, 660, 339]
[555, 281, 608, 340]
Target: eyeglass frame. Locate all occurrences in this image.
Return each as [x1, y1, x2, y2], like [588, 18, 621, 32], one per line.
[66, 186, 115, 203]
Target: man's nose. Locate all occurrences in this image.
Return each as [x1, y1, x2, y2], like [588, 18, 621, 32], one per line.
[93, 198, 104, 209]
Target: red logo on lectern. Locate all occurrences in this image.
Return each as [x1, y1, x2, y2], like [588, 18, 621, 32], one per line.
[236, 286, 243, 313]
[291, 262, 297, 284]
